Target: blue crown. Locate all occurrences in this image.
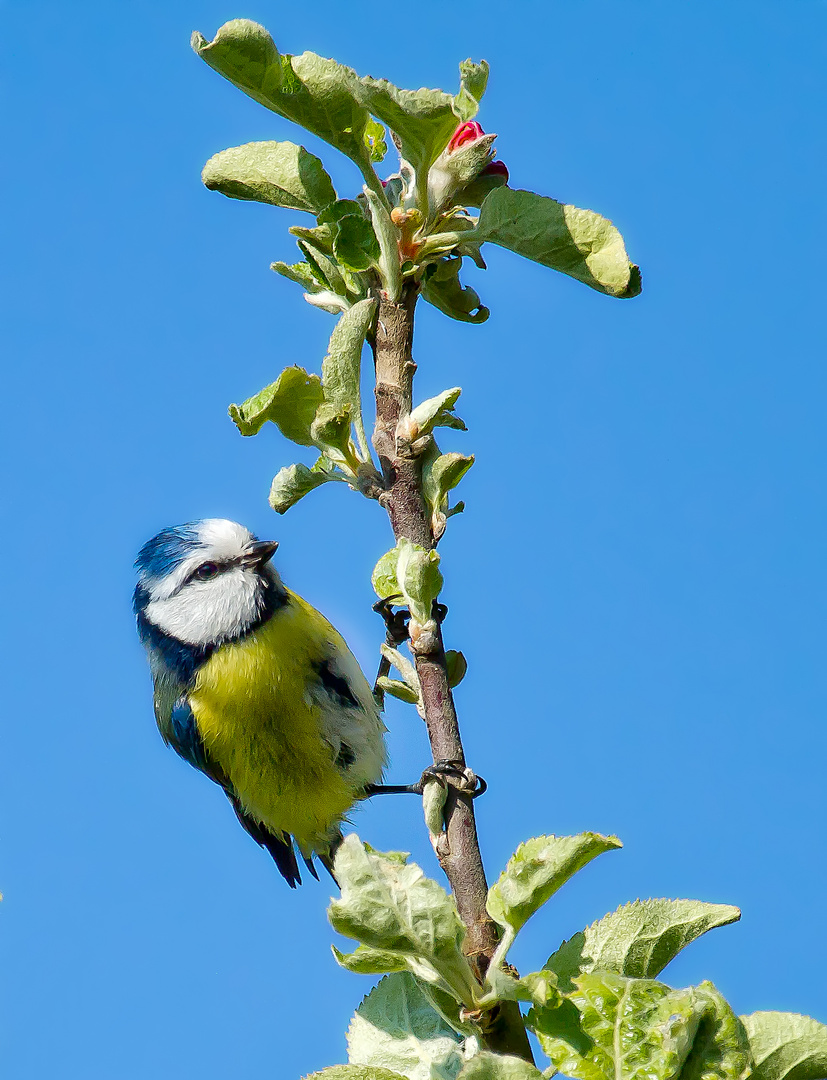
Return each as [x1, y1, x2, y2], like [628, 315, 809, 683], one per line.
[134, 522, 202, 583]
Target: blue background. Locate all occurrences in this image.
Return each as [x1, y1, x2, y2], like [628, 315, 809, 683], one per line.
[3, 1, 826, 1076]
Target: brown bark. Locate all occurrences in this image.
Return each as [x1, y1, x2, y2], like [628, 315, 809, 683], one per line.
[370, 283, 534, 1063]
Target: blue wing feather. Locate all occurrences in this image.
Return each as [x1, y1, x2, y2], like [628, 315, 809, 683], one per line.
[162, 692, 305, 887]
[169, 697, 216, 778]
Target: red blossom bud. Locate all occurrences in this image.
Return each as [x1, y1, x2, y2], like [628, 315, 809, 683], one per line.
[482, 160, 509, 181]
[448, 121, 484, 153]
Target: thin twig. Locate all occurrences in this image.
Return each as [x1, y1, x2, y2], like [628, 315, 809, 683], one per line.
[370, 282, 534, 1063]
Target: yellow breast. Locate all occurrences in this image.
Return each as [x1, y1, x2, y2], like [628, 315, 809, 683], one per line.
[188, 591, 357, 847]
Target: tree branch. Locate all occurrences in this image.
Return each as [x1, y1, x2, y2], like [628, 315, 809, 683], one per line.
[370, 282, 534, 1063]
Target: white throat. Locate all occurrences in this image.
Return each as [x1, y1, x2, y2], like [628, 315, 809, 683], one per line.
[145, 564, 266, 645]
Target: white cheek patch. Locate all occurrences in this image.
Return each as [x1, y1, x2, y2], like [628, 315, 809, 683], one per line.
[146, 567, 262, 645]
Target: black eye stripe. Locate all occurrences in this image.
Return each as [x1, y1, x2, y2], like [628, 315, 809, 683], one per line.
[186, 560, 226, 584]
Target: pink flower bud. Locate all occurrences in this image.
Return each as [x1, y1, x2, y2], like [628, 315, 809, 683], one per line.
[448, 121, 484, 154]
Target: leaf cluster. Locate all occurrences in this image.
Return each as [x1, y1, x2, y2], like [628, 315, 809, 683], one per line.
[193, 17, 640, 334]
[311, 835, 827, 1080]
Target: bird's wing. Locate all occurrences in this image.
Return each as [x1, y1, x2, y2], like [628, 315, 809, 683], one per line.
[158, 683, 310, 888]
[226, 796, 307, 888]
[168, 695, 228, 784]
[153, 670, 228, 788]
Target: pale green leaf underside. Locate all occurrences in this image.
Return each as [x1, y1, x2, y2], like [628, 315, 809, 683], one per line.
[423, 453, 474, 515]
[423, 256, 489, 323]
[477, 188, 641, 298]
[742, 1012, 827, 1080]
[269, 460, 331, 513]
[408, 387, 465, 437]
[322, 298, 376, 459]
[304, 1067, 407, 1080]
[229, 365, 323, 444]
[376, 677, 420, 704]
[333, 944, 407, 975]
[372, 543, 405, 603]
[329, 836, 476, 1004]
[453, 60, 489, 124]
[193, 20, 486, 181]
[202, 140, 337, 213]
[545, 898, 742, 989]
[347, 973, 465, 1080]
[353, 78, 458, 173]
[457, 1052, 544, 1079]
[487, 833, 622, 937]
[396, 541, 444, 625]
[192, 21, 374, 171]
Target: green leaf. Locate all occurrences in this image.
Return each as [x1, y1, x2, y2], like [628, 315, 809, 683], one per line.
[460, 166, 509, 210]
[406, 388, 466, 440]
[458, 1054, 544, 1079]
[372, 544, 406, 604]
[295, 238, 359, 304]
[422, 452, 475, 537]
[269, 460, 333, 513]
[422, 256, 489, 323]
[364, 117, 389, 163]
[380, 644, 420, 697]
[347, 973, 466, 1080]
[305, 1068, 407, 1080]
[329, 836, 478, 1005]
[311, 402, 354, 459]
[545, 899, 742, 990]
[540, 972, 706, 1080]
[680, 983, 751, 1080]
[376, 677, 420, 705]
[192, 21, 375, 174]
[228, 366, 323, 443]
[322, 298, 376, 461]
[481, 965, 559, 1012]
[453, 60, 489, 123]
[525, 997, 592, 1059]
[353, 78, 458, 176]
[742, 1012, 827, 1080]
[291, 220, 336, 257]
[202, 141, 336, 213]
[364, 187, 403, 301]
[487, 834, 622, 943]
[476, 187, 641, 299]
[333, 944, 407, 976]
[319, 199, 365, 224]
[445, 650, 467, 688]
[396, 540, 443, 626]
[334, 214, 381, 272]
[271, 260, 320, 291]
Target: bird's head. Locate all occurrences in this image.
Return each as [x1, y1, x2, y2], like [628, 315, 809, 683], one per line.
[133, 519, 283, 646]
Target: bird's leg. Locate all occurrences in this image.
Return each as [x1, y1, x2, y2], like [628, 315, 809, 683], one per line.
[372, 599, 411, 703]
[365, 758, 487, 799]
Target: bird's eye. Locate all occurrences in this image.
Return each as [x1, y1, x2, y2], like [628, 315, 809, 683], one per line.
[193, 562, 220, 581]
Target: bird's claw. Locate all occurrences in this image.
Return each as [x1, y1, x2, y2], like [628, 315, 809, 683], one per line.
[417, 759, 487, 798]
[373, 598, 411, 647]
[363, 758, 487, 800]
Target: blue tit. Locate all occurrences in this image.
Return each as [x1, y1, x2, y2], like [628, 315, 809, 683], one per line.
[133, 518, 386, 886]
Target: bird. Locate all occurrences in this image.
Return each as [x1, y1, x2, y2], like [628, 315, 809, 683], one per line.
[133, 518, 386, 887]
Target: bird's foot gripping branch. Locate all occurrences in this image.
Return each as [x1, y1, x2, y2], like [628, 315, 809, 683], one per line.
[193, 18, 827, 1079]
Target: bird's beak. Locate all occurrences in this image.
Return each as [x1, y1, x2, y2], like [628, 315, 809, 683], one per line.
[240, 540, 279, 569]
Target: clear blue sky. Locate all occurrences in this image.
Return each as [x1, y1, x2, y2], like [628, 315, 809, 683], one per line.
[3, 2, 826, 1076]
